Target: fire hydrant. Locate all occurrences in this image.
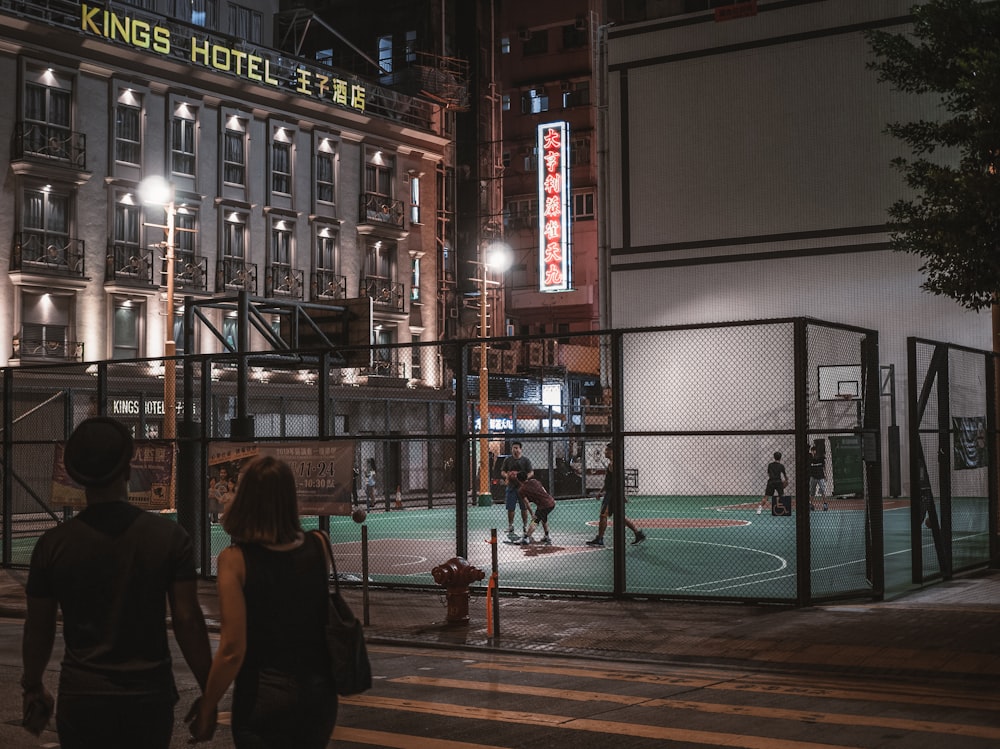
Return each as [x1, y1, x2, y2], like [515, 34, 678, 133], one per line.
[431, 556, 486, 625]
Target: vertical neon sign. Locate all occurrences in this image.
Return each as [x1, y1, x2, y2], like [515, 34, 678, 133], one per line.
[537, 121, 571, 293]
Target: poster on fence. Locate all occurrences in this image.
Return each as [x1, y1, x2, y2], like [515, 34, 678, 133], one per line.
[208, 441, 355, 516]
[51, 441, 174, 511]
[952, 416, 987, 470]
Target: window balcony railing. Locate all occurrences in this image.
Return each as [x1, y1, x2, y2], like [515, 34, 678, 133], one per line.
[106, 243, 154, 286]
[313, 270, 347, 301]
[172, 252, 209, 292]
[11, 329, 84, 363]
[359, 193, 405, 229]
[12, 122, 87, 170]
[217, 258, 258, 294]
[364, 360, 405, 378]
[266, 265, 304, 299]
[11, 232, 85, 276]
[360, 276, 405, 312]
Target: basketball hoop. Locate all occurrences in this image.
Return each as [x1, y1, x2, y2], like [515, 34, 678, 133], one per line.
[835, 393, 855, 401]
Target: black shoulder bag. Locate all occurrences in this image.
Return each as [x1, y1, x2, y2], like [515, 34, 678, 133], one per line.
[315, 530, 372, 695]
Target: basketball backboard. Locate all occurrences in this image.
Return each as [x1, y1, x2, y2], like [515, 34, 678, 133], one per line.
[817, 364, 861, 401]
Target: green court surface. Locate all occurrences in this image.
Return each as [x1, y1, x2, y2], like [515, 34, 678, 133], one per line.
[8, 496, 989, 603]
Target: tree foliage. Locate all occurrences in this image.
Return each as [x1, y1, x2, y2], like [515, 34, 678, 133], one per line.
[866, 0, 1000, 310]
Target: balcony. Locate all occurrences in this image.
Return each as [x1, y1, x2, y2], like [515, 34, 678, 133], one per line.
[106, 243, 154, 286]
[265, 265, 304, 299]
[11, 232, 85, 277]
[358, 193, 406, 238]
[10, 122, 88, 177]
[313, 270, 347, 301]
[217, 258, 258, 294]
[173, 252, 209, 293]
[360, 276, 405, 313]
[11, 325, 84, 363]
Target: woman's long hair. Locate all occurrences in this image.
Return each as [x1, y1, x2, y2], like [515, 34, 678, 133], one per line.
[222, 455, 302, 544]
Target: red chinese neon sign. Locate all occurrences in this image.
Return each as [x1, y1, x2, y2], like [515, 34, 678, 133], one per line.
[537, 121, 571, 293]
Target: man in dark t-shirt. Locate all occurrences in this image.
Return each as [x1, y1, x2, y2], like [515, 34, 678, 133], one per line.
[501, 442, 533, 538]
[759, 451, 789, 515]
[21, 417, 213, 747]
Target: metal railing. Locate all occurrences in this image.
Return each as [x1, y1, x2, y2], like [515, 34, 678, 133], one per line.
[216, 258, 258, 294]
[265, 266, 304, 299]
[313, 270, 347, 301]
[360, 276, 405, 311]
[12, 121, 87, 170]
[11, 233, 86, 276]
[359, 193, 405, 229]
[106, 244, 154, 286]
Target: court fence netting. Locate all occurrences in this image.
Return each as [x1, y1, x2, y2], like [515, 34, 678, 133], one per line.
[1, 317, 996, 605]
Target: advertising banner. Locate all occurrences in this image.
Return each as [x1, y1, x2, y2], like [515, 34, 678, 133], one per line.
[208, 441, 356, 516]
[51, 441, 175, 511]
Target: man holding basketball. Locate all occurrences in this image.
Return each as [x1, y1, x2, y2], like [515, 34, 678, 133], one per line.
[501, 442, 532, 539]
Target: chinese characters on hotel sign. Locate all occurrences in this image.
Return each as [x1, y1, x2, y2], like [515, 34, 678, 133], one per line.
[537, 121, 572, 293]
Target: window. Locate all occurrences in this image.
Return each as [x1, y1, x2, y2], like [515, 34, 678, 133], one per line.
[365, 151, 395, 199]
[522, 88, 548, 114]
[174, 0, 217, 27]
[411, 334, 422, 380]
[316, 231, 338, 271]
[229, 4, 261, 43]
[316, 141, 336, 205]
[378, 35, 393, 74]
[405, 30, 417, 63]
[173, 209, 200, 291]
[504, 197, 537, 231]
[24, 81, 71, 160]
[272, 139, 291, 195]
[409, 176, 420, 224]
[22, 188, 70, 263]
[500, 36, 511, 54]
[562, 81, 590, 109]
[223, 125, 246, 186]
[522, 29, 548, 55]
[115, 102, 141, 165]
[562, 23, 588, 49]
[410, 255, 421, 301]
[112, 198, 142, 277]
[224, 213, 246, 259]
[112, 298, 143, 359]
[270, 220, 295, 295]
[171, 105, 196, 176]
[573, 191, 595, 221]
[314, 227, 342, 299]
[366, 240, 396, 281]
[502, 94, 511, 111]
[570, 137, 591, 167]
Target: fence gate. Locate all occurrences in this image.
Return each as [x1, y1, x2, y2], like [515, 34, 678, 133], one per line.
[907, 338, 999, 583]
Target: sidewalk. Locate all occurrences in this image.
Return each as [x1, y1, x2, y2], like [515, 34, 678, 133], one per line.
[2, 565, 998, 682]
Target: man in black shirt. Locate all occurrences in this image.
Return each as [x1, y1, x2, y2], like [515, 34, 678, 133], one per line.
[501, 442, 533, 538]
[21, 417, 214, 747]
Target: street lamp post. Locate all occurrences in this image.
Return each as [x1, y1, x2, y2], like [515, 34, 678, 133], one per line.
[476, 243, 511, 506]
[138, 176, 176, 440]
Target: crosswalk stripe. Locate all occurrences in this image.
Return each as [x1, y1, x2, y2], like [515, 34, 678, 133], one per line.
[341, 694, 867, 749]
[390, 675, 1000, 741]
[470, 662, 999, 711]
[333, 726, 509, 748]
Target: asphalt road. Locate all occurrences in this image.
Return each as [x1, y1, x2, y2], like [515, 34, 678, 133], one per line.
[1, 618, 997, 749]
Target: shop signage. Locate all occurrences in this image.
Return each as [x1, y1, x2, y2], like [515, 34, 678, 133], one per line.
[80, 5, 367, 113]
[537, 121, 571, 293]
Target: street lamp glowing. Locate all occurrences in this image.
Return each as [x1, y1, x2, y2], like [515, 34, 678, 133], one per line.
[138, 175, 177, 440]
[477, 242, 511, 505]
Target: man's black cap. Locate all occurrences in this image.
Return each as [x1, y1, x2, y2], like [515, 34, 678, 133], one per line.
[64, 417, 134, 488]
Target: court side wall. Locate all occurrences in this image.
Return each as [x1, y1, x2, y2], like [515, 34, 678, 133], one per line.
[604, 1, 991, 498]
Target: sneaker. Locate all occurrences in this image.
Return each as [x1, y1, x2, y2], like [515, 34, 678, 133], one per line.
[520, 536, 531, 545]
[541, 536, 552, 545]
[507, 532, 521, 542]
[585, 537, 604, 546]
[756, 507, 762, 515]
[632, 531, 647, 545]
[507, 526, 515, 535]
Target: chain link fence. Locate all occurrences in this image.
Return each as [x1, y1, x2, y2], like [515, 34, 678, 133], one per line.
[5, 318, 989, 605]
[907, 338, 998, 583]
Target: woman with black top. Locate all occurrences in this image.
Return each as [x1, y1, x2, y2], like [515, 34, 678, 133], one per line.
[188, 455, 337, 747]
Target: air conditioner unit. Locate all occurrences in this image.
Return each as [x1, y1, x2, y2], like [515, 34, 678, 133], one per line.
[544, 340, 559, 367]
[527, 341, 544, 367]
[575, 16, 587, 31]
[518, 28, 532, 41]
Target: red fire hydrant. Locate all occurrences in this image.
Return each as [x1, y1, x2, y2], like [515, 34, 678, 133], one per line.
[431, 556, 486, 625]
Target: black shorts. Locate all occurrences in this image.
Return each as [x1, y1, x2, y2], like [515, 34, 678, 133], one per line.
[534, 505, 554, 522]
[765, 480, 784, 496]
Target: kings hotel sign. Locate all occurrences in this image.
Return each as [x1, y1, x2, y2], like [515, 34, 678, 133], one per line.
[79, 5, 368, 113]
